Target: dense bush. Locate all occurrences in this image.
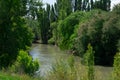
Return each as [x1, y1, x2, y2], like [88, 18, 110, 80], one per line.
[57, 11, 88, 50]
[76, 10, 105, 63]
[75, 9, 120, 65]
[12, 50, 39, 75]
[102, 14, 120, 65]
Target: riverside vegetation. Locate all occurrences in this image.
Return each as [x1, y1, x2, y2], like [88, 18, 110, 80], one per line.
[0, 44, 120, 80]
[0, 0, 120, 80]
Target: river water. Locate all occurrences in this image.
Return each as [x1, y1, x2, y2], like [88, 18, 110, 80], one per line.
[30, 44, 68, 76]
[30, 44, 113, 79]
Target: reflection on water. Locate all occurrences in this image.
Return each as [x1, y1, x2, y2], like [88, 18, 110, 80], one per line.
[29, 44, 67, 76]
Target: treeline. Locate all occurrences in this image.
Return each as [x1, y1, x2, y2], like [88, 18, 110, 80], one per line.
[29, 0, 111, 44]
[47, 0, 120, 66]
[0, 0, 120, 71]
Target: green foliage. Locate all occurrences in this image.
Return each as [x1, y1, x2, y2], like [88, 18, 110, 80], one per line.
[76, 9, 120, 65]
[48, 22, 58, 45]
[0, 0, 33, 68]
[56, 10, 108, 54]
[37, 4, 51, 44]
[25, 18, 40, 41]
[25, 0, 42, 41]
[55, 0, 72, 20]
[48, 37, 55, 45]
[57, 11, 86, 50]
[101, 13, 120, 65]
[76, 10, 105, 56]
[12, 50, 39, 76]
[84, 44, 95, 80]
[113, 52, 120, 80]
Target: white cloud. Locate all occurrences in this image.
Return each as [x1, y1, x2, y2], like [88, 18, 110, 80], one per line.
[42, 0, 56, 5]
[111, 0, 120, 9]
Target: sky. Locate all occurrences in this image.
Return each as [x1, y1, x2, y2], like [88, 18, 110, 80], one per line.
[111, 0, 120, 9]
[42, 0, 120, 9]
[42, 0, 56, 5]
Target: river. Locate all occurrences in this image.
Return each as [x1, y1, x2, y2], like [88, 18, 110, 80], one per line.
[30, 44, 68, 76]
[30, 44, 113, 79]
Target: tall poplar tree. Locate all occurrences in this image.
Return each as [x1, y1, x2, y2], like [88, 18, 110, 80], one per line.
[55, 0, 72, 20]
[93, 0, 111, 11]
[37, 4, 51, 44]
[74, 0, 111, 11]
[50, 5, 57, 23]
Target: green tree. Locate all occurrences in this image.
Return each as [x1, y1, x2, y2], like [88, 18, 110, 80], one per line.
[37, 4, 51, 44]
[94, 0, 111, 11]
[55, 0, 72, 20]
[0, 0, 33, 68]
[76, 9, 120, 65]
[58, 11, 86, 50]
[26, 0, 43, 42]
[25, 18, 40, 42]
[102, 13, 120, 65]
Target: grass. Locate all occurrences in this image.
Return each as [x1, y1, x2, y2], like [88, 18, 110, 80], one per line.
[45, 55, 113, 80]
[0, 64, 113, 80]
[0, 73, 20, 80]
[0, 55, 113, 80]
[0, 71, 41, 80]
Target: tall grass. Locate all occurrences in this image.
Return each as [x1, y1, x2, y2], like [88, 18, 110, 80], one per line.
[83, 44, 94, 80]
[46, 56, 105, 80]
[113, 52, 120, 80]
[46, 55, 79, 80]
[45, 45, 113, 80]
